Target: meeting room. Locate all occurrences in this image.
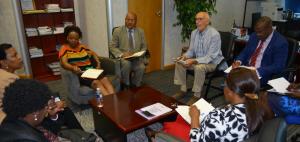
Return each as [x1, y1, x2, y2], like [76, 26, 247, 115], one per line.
[0, 0, 300, 141]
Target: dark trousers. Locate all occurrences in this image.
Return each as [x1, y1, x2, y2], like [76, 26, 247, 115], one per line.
[41, 107, 83, 134]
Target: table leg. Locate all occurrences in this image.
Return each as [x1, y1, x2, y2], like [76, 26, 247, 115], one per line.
[92, 109, 127, 142]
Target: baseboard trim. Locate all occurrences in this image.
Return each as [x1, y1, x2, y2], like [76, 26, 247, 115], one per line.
[163, 64, 175, 70]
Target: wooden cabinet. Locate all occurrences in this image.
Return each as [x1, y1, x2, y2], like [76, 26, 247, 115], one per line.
[19, 0, 75, 82]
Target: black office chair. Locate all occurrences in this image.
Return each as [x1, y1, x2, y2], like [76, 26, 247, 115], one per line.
[243, 117, 287, 142]
[187, 31, 236, 101]
[274, 37, 299, 82]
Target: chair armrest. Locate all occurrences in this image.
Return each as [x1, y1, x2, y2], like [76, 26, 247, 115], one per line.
[99, 56, 121, 77]
[60, 67, 94, 104]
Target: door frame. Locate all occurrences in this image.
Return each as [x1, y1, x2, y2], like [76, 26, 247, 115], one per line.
[106, 0, 165, 70]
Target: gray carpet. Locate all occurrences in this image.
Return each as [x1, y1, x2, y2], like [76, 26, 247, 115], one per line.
[47, 69, 300, 142]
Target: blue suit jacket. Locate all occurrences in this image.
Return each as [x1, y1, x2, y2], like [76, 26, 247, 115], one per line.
[236, 31, 288, 85]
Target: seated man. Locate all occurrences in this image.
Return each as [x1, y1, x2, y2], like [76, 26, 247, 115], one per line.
[232, 16, 288, 86]
[174, 12, 226, 104]
[109, 12, 148, 88]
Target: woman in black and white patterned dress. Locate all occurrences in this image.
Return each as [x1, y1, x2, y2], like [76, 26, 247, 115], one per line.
[189, 67, 271, 142]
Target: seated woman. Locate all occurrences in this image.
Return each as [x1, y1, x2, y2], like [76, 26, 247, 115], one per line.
[268, 83, 300, 116]
[147, 67, 273, 142]
[59, 25, 115, 96]
[0, 79, 53, 141]
[0, 43, 83, 134]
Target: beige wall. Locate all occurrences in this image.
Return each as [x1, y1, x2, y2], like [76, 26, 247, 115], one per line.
[76, 0, 109, 57]
[0, 0, 21, 56]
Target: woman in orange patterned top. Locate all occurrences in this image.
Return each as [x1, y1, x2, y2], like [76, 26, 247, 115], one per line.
[59, 25, 115, 96]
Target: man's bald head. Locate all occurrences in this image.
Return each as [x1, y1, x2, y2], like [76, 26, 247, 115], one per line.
[125, 12, 137, 29]
[255, 16, 273, 40]
[195, 12, 210, 32]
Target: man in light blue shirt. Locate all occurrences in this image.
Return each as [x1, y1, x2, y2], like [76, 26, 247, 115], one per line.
[174, 12, 225, 104]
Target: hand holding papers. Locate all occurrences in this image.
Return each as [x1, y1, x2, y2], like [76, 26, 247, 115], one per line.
[173, 56, 188, 65]
[175, 99, 215, 124]
[81, 69, 103, 79]
[267, 77, 290, 94]
[135, 103, 172, 120]
[124, 51, 146, 59]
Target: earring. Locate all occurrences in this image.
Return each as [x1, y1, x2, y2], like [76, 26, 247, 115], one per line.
[34, 114, 38, 121]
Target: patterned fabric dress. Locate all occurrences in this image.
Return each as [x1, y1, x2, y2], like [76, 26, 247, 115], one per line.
[268, 92, 300, 116]
[190, 104, 248, 142]
[59, 44, 94, 71]
[59, 44, 97, 86]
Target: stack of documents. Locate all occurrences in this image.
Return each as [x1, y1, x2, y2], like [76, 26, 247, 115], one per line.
[176, 98, 215, 124]
[29, 47, 43, 58]
[63, 22, 73, 27]
[61, 8, 74, 12]
[53, 27, 64, 34]
[135, 103, 172, 120]
[47, 62, 61, 75]
[25, 28, 38, 37]
[38, 26, 52, 35]
[45, 4, 60, 13]
[267, 77, 290, 94]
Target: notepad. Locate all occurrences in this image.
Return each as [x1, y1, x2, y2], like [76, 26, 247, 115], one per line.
[135, 103, 172, 120]
[224, 65, 261, 79]
[124, 51, 146, 59]
[81, 69, 103, 79]
[267, 77, 290, 94]
[175, 98, 215, 124]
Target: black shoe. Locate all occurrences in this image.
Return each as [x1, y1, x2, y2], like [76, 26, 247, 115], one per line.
[121, 83, 130, 90]
[130, 84, 137, 88]
[144, 127, 156, 142]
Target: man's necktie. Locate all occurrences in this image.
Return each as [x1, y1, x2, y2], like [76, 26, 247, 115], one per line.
[128, 29, 134, 51]
[249, 40, 264, 67]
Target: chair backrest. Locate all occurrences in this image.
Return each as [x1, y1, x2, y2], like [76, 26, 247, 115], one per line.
[219, 31, 236, 64]
[243, 117, 287, 142]
[286, 37, 298, 68]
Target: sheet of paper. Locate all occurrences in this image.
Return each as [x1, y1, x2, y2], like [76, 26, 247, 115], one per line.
[175, 98, 215, 124]
[224, 66, 232, 73]
[136, 103, 172, 120]
[81, 69, 103, 79]
[224, 66, 261, 79]
[268, 77, 290, 94]
[124, 51, 146, 59]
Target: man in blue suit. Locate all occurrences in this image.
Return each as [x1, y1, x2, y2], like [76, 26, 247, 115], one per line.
[232, 16, 288, 86]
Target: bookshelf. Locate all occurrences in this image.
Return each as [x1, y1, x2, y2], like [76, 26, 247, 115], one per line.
[19, 0, 75, 82]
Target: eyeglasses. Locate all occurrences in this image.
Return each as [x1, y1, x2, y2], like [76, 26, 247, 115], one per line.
[195, 18, 205, 21]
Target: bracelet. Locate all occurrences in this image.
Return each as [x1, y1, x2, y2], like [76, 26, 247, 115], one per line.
[50, 114, 59, 121]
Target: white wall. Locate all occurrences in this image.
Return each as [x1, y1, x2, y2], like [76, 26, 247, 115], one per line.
[76, 0, 109, 57]
[0, 1, 21, 57]
[111, 0, 128, 28]
[163, 0, 189, 66]
[211, 0, 246, 31]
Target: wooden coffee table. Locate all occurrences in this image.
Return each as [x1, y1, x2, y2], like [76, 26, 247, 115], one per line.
[89, 86, 179, 142]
